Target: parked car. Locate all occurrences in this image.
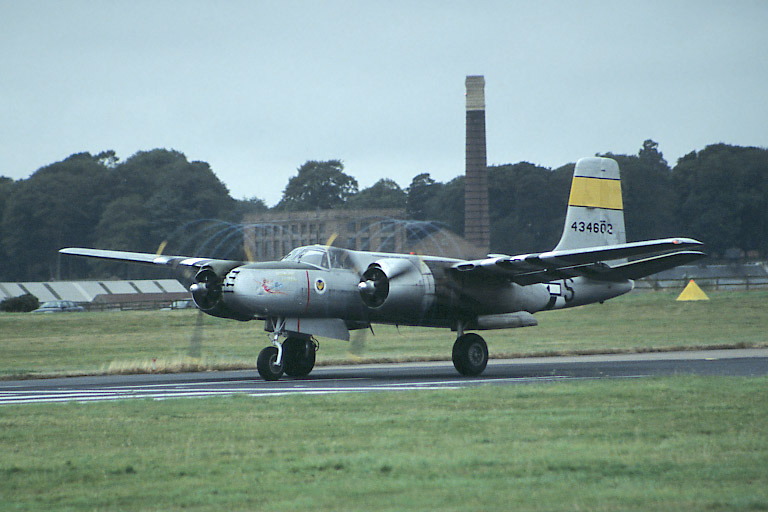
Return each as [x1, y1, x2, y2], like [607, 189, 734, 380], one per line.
[162, 299, 195, 311]
[32, 300, 86, 313]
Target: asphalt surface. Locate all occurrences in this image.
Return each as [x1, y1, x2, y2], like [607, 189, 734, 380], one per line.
[2, 348, 767, 405]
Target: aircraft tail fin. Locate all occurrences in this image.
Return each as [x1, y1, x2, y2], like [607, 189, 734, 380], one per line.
[554, 157, 626, 252]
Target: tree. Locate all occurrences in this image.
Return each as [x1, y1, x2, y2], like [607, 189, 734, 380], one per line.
[1, 149, 246, 280]
[236, 197, 269, 216]
[486, 162, 569, 254]
[346, 178, 407, 210]
[95, 150, 119, 168]
[94, 195, 153, 251]
[275, 160, 358, 211]
[406, 173, 441, 220]
[426, 176, 464, 235]
[2, 152, 114, 279]
[98, 149, 238, 259]
[638, 139, 667, 168]
[600, 140, 677, 242]
[0, 177, 15, 280]
[405, 164, 569, 252]
[672, 144, 768, 257]
[0, 176, 13, 212]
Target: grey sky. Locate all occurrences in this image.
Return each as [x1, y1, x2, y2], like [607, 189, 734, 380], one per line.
[2, 1, 766, 205]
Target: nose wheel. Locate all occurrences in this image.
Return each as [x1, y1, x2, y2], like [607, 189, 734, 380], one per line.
[257, 346, 284, 381]
[257, 334, 317, 381]
[282, 337, 317, 377]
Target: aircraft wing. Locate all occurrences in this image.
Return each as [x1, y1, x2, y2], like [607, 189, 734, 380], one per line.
[59, 247, 243, 269]
[450, 238, 705, 286]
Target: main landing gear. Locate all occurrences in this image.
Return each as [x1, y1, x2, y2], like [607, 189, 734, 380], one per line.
[257, 333, 317, 381]
[257, 322, 488, 380]
[452, 327, 489, 377]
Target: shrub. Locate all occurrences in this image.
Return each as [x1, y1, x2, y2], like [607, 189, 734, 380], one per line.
[1, 293, 40, 312]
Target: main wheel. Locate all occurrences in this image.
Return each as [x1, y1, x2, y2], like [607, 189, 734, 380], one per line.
[257, 346, 284, 381]
[282, 337, 316, 377]
[452, 333, 488, 376]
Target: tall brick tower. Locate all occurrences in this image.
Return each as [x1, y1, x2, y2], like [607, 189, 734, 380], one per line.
[464, 75, 490, 255]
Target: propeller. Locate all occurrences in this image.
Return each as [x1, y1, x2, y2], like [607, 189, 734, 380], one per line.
[156, 240, 205, 359]
[358, 266, 389, 307]
[189, 268, 222, 311]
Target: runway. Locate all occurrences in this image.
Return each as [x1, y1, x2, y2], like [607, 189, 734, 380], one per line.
[2, 348, 767, 406]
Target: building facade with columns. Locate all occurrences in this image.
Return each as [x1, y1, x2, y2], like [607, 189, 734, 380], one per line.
[242, 208, 477, 261]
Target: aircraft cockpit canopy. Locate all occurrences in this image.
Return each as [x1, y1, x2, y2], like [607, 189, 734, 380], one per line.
[282, 246, 356, 270]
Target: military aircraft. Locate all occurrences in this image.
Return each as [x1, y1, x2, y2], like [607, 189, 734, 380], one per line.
[60, 157, 705, 381]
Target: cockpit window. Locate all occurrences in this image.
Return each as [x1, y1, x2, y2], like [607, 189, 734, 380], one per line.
[282, 246, 357, 270]
[302, 250, 327, 268]
[282, 248, 302, 262]
[281, 247, 329, 269]
[327, 247, 355, 270]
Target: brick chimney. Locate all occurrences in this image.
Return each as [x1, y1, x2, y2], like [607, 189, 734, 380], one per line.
[464, 75, 490, 255]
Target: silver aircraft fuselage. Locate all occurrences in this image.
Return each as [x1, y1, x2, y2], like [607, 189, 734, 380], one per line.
[220, 246, 633, 329]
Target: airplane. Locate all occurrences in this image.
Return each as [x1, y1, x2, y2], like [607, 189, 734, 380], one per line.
[60, 157, 705, 381]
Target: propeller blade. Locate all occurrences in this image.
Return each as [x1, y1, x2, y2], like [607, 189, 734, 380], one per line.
[188, 309, 204, 358]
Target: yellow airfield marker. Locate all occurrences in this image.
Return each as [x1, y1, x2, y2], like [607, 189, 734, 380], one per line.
[676, 279, 709, 301]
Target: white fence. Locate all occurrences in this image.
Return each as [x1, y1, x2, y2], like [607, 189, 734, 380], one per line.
[636, 263, 768, 291]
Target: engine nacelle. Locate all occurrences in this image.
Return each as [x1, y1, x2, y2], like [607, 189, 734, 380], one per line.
[358, 258, 432, 317]
[190, 265, 252, 321]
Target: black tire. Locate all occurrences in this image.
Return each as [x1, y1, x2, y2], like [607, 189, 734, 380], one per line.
[257, 346, 284, 381]
[282, 337, 316, 377]
[452, 333, 488, 376]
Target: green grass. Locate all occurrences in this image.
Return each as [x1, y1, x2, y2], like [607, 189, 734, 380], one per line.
[2, 292, 767, 510]
[2, 291, 767, 378]
[1, 377, 767, 511]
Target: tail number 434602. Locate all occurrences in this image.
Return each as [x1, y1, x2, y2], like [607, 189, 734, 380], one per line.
[571, 221, 613, 235]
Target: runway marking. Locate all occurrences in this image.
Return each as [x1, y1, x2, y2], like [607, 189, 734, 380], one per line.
[8, 348, 765, 406]
[0, 374, 654, 405]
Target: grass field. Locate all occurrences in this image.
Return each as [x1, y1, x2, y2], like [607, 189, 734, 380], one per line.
[1, 377, 767, 511]
[2, 291, 767, 510]
[1, 291, 767, 379]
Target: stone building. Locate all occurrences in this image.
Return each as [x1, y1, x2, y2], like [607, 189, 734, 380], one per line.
[242, 208, 477, 261]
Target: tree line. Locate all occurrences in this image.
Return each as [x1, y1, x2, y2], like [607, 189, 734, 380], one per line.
[1, 141, 766, 282]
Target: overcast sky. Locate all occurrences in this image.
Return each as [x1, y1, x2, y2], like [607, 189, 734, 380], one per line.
[2, 1, 766, 205]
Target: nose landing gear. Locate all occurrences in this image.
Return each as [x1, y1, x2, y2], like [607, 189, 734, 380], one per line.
[256, 345, 284, 381]
[282, 337, 317, 377]
[257, 330, 317, 381]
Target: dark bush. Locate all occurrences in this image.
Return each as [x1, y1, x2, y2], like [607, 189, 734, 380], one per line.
[0, 293, 40, 312]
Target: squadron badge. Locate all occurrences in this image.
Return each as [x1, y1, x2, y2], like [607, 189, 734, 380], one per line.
[314, 278, 327, 294]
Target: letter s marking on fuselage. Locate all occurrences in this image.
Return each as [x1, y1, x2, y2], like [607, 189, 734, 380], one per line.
[563, 279, 575, 303]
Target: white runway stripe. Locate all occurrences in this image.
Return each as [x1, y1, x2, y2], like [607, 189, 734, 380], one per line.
[0, 374, 646, 405]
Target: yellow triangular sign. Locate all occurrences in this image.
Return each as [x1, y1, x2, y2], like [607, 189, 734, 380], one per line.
[676, 279, 709, 301]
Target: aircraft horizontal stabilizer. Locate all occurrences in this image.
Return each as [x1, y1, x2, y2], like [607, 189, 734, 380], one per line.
[587, 250, 707, 281]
